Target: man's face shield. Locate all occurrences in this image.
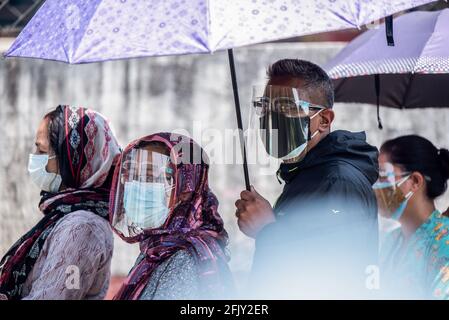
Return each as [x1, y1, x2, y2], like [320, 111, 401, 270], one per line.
[111, 146, 175, 238]
[248, 85, 325, 161]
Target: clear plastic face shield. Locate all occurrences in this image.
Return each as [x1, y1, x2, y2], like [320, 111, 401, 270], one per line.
[372, 162, 413, 220]
[111, 145, 175, 238]
[248, 85, 325, 162]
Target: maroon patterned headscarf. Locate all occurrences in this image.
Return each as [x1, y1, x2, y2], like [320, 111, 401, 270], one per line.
[110, 133, 232, 300]
[0, 105, 121, 300]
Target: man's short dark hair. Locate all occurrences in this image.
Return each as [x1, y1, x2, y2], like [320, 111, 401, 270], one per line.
[267, 59, 334, 108]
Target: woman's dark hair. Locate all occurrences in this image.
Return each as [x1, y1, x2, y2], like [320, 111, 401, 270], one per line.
[44, 106, 64, 158]
[381, 135, 449, 199]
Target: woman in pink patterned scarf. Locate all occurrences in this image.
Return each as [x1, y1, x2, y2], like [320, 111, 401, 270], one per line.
[0, 105, 121, 300]
[110, 132, 233, 300]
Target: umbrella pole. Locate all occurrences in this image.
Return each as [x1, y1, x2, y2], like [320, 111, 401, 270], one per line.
[227, 48, 251, 191]
[374, 74, 383, 129]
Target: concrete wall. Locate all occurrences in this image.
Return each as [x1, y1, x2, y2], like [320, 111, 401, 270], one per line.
[1, 39, 448, 286]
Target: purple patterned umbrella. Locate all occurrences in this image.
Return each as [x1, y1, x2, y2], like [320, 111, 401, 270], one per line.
[325, 9, 449, 128]
[4, 0, 435, 63]
[4, 0, 436, 188]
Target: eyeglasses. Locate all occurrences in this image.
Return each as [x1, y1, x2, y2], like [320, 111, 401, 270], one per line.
[253, 96, 326, 118]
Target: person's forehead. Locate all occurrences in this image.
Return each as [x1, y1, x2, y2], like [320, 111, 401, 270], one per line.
[126, 145, 170, 165]
[138, 142, 170, 156]
[378, 152, 389, 164]
[36, 118, 49, 145]
[378, 153, 403, 174]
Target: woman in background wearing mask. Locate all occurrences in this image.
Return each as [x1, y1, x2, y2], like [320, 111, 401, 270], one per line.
[0, 105, 121, 300]
[374, 135, 449, 300]
[110, 132, 233, 300]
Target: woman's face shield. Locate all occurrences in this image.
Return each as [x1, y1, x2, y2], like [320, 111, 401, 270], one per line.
[248, 85, 325, 161]
[111, 145, 175, 239]
[373, 162, 411, 219]
[120, 148, 173, 186]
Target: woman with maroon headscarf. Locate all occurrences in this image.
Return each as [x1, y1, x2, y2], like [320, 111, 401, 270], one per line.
[0, 105, 121, 300]
[110, 132, 233, 300]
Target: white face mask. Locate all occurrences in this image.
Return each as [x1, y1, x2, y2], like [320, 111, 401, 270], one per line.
[28, 154, 62, 193]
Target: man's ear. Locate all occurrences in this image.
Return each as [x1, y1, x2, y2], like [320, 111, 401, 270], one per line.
[318, 109, 334, 132]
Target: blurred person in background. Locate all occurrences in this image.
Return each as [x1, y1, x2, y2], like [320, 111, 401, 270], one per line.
[235, 59, 379, 298]
[0, 105, 121, 300]
[375, 135, 449, 300]
[110, 133, 233, 300]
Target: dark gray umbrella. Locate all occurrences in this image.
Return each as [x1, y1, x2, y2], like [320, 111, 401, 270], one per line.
[325, 9, 449, 128]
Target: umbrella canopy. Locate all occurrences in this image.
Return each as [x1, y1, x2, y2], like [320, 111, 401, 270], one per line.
[4, 0, 436, 190]
[326, 8, 449, 109]
[5, 0, 435, 63]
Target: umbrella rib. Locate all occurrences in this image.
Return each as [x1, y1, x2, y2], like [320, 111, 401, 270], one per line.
[206, 0, 212, 52]
[412, 11, 441, 73]
[71, 1, 114, 63]
[326, 31, 378, 78]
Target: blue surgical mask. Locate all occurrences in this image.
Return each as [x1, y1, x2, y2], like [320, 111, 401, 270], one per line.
[28, 154, 62, 193]
[281, 129, 320, 161]
[391, 192, 413, 221]
[123, 181, 170, 229]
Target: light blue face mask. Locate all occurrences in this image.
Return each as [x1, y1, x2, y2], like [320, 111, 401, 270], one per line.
[281, 129, 320, 161]
[279, 108, 324, 161]
[391, 194, 413, 221]
[123, 181, 170, 229]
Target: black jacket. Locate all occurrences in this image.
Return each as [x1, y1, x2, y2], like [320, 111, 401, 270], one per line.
[250, 130, 379, 298]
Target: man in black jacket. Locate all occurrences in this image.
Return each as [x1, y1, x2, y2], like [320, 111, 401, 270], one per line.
[235, 59, 379, 298]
